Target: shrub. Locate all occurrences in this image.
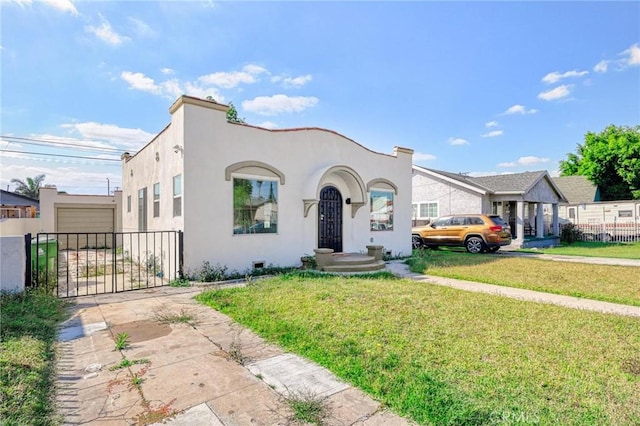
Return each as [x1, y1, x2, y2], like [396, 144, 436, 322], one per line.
[560, 223, 582, 244]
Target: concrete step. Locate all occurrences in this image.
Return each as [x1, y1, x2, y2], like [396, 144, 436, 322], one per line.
[331, 253, 377, 266]
[323, 260, 386, 273]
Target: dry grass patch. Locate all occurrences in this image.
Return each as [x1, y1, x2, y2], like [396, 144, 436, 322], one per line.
[408, 249, 640, 306]
[196, 273, 640, 425]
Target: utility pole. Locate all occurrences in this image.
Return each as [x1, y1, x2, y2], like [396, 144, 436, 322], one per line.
[107, 178, 110, 195]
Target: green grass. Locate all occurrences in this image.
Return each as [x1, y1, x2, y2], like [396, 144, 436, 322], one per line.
[407, 249, 640, 306]
[0, 289, 70, 425]
[196, 273, 640, 425]
[520, 241, 640, 259]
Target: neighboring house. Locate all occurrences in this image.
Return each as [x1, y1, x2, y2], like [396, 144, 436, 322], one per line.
[412, 166, 567, 247]
[0, 190, 39, 218]
[39, 186, 122, 248]
[121, 95, 414, 273]
[0, 190, 40, 236]
[552, 176, 639, 241]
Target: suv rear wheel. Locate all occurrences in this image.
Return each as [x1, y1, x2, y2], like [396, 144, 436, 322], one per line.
[465, 236, 485, 254]
[411, 234, 423, 249]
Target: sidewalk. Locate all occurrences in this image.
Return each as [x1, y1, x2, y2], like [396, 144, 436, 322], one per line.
[385, 261, 640, 318]
[56, 286, 413, 425]
[496, 250, 640, 267]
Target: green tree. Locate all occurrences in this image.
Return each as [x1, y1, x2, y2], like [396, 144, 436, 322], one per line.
[10, 174, 46, 200]
[226, 102, 246, 124]
[559, 125, 640, 200]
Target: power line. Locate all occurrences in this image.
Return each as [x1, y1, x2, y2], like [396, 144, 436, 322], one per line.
[0, 135, 137, 153]
[0, 149, 121, 162]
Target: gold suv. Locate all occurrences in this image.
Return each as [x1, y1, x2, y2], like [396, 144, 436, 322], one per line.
[412, 214, 512, 253]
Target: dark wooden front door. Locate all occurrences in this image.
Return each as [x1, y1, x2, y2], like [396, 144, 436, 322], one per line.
[318, 186, 343, 252]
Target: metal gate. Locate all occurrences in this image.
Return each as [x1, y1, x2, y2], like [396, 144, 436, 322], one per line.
[28, 231, 183, 298]
[318, 186, 343, 252]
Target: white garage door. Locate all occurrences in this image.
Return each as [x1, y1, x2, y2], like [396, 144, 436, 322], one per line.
[57, 208, 115, 233]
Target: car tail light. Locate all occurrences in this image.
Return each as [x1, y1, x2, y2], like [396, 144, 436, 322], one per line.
[489, 225, 502, 232]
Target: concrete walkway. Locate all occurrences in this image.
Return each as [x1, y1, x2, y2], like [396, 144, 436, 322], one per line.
[385, 261, 640, 318]
[56, 287, 413, 425]
[496, 250, 640, 267]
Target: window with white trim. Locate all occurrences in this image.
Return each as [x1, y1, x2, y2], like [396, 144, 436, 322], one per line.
[173, 175, 182, 217]
[370, 190, 393, 231]
[153, 183, 160, 218]
[412, 202, 438, 220]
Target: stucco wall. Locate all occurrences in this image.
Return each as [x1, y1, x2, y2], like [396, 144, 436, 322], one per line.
[0, 218, 40, 236]
[0, 236, 25, 293]
[412, 171, 483, 217]
[123, 97, 413, 273]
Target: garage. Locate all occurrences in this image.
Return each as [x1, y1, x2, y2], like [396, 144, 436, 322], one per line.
[56, 207, 115, 248]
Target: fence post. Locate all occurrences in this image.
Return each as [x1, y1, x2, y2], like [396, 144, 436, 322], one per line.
[24, 233, 32, 288]
[178, 231, 184, 279]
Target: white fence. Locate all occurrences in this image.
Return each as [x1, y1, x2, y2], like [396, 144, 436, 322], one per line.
[571, 219, 639, 243]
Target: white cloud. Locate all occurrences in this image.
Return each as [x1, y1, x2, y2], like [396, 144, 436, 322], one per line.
[485, 121, 498, 128]
[272, 74, 313, 88]
[85, 15, 129, 46]
[199, 64, 268, 89]
[621, 43, 640, 66]
[448, 137, 468, 146]
[161, 68, 175, 75]
[481, 130, 503, 138]
[538, 85, 571, 101]
[7, 0, 33, 8]
[43, 0, 78, 15]
[541, 70, 588, 84]
[498, 156, 549, 168]
[121, 71, 159, 94]
[61, 122, 154, 150]
[414, 152, 437, 161]
[128, 17, 155, 37]
[1, 163, 121, 195]
[121, 70, 226, 102]
[257, 121, 278, 129]
[242, 95, 318, 115]
[501, 104, 538, 115]
[593, 60, 609, 73]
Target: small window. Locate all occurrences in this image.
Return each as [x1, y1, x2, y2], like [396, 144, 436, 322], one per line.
[568, 208, 575, 219]
[414, 202, 438, 219]
[618, 210, 632, 218]
[138, 188, 147, 232]
[127, 195, 131, 213]
[153, 183, 160, 218]
[233, 178, 278, 234]
[370, 190, 393, 231]
[173, 175, 182, 217]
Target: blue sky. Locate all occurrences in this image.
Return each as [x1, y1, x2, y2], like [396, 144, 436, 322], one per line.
[1, 0, 639, 195]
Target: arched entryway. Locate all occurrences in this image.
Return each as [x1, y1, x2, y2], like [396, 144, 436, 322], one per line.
[318, 186, 343, 252]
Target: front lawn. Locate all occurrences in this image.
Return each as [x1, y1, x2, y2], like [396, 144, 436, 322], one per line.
[0, 290, 69, 425]
[407, 249, 640, 306]
[197, 273, 640, 425]
[520, 240, 640, 259]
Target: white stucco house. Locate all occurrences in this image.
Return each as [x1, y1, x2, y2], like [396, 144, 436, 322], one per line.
[412, 166, 567, 247]
[121, 95, 414, 274]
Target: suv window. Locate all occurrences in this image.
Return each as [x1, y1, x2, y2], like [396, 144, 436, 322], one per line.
[449, 217, 466, 226]
[488, 215, 507, 226]
[432, 217, 450, 227]
[468, 217, 484, 225]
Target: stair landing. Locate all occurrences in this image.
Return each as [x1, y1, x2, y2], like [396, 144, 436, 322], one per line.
[322, 252, 386, 273]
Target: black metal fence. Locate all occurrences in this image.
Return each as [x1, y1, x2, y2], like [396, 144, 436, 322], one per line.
[29, 231, 183, 298]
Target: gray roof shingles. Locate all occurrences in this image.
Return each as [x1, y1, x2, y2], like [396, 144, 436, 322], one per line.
[552, 176, 599, 203]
